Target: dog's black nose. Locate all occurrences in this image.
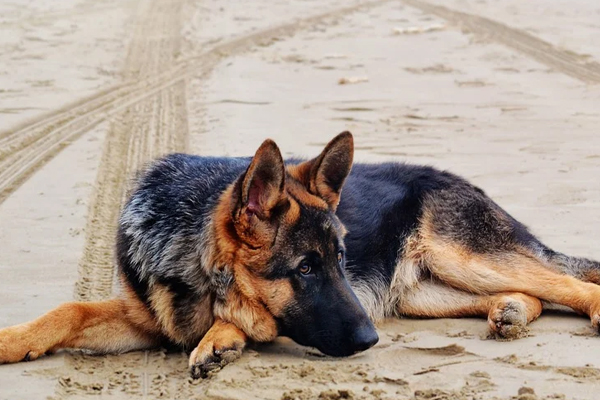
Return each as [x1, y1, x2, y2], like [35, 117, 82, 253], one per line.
[351, 323, 379, 353]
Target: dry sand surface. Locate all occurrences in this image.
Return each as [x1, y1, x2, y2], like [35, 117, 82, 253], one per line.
[1, 0, 600, 399]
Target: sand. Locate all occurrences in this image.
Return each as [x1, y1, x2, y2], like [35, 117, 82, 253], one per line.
[1, 0, 600, 399]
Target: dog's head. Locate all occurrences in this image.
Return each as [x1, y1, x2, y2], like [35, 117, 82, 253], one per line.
[215, 132, 378, 357]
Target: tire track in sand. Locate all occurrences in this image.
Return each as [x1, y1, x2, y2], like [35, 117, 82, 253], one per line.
[0, 0, 392, 207]
[47, 1, 396, 398]
[0, 66, 193, 204]
[74, 0, 189, 302]
[74, 0, 395, 302]
[404, 0, 600, 84]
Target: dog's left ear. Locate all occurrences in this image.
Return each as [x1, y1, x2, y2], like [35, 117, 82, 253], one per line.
[293, 131, 354, 211]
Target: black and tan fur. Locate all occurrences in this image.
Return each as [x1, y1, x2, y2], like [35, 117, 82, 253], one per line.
[1, 132, 600, 378]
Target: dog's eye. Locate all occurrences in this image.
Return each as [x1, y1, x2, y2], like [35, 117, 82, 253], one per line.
[299, 263, 312, 275]
[337, 251, 344, 266]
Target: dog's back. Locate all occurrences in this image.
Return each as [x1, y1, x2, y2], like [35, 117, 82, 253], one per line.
[340, 162, 600, 324]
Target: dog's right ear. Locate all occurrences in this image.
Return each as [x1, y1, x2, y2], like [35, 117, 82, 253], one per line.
[231, 139, 287, 244]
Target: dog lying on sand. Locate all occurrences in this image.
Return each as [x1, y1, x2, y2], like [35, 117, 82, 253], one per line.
[1, 132, 599, 378]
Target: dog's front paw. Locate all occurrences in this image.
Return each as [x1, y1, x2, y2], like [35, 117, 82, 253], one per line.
[189, 345, 243, 379]
[188, 320, 247, 379]
[0, 325, 43, 364]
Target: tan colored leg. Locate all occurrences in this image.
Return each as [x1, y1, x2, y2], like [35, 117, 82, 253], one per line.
[0, 296, 159, 364]
[399, 280, 542, 339]
[421, 237, 600, 329]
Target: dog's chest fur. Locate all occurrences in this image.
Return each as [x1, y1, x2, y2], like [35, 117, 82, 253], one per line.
[117, 155, 248, 345]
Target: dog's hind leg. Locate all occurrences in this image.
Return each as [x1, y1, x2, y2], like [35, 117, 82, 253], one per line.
[0, 290, 160, 363]
[399, 281, 542, 339]
[486, 293, 543, 338]
[413, 185, 600, 330]
[421, 236, 600, 330]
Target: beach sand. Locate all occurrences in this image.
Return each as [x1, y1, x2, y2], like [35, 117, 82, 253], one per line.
[1, 0, 599, 398]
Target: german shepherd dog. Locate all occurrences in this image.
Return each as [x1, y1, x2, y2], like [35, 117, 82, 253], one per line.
[1, 132, 600, 379]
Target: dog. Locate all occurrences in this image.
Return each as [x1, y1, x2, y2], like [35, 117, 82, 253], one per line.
[1, 131, 600, 379]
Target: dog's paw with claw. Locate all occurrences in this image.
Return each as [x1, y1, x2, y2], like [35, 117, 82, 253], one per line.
[0, 325, 44, 364]
[189, 335, 245, 379]
[488, 299, 529, 340]
[589, 312, 600, 334]
[189, 347, 243, 379]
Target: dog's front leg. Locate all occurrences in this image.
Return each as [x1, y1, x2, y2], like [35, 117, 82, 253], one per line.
[189, 318, 247, 379]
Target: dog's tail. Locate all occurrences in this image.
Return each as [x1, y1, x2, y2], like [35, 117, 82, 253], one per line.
[546, 251, 600, 285]
[529, 239, 600, 284]
[513, 219, 600, 284]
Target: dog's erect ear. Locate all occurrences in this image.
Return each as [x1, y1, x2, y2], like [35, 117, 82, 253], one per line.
[239, 139, 286, 221]
[294, 131, 354, 211]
